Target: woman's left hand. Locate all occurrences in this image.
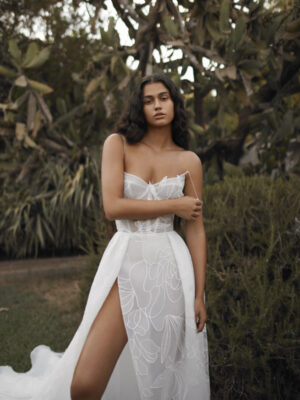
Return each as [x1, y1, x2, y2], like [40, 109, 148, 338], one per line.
[194, 297, 207, 333]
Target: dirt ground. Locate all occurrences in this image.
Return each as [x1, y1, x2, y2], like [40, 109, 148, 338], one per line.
[0, 255, 89, 310]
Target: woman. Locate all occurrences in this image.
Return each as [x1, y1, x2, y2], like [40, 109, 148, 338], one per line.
[0, 73, 210, 400]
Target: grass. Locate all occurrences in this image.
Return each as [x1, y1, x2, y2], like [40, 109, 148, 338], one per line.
[0, 276, 83, 372]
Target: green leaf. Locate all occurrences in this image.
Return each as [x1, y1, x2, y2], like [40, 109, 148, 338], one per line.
[232, 17, 246, 48]
[28, 79, 53, 94]
[107, 17, 118, 47]
[36, 214, 45, 247]
[85, 76, 103, 99]
[27, 92, 37, 131]
[118, 74, 131, 90]
[0, 65, 17, 78]
[53, 104, 84, 126]
[219, 0, 231, 34]
[171, 72, 181, 88]
[22, 42, 39, 67]
[180, 59, 190, 77]
[190, 122, 204, 135]
[8, 39, 22, 64]
[32, 109, 42, 138]
[41, 218, 55, 241]
[119, 58, 129, 75]
[110, 55, 119, 75]
[24, 134, 39, 149]
[56, 98, 68, 115]
[92, 52, 112, 63]
[163, 15, 179, 38]
[15, 122, 27, 141]
[100, 25, 114, 47]
[34, 92, 53, 122]
[195, 16, 205, 46]
[205, 14, 223, 41]
[11, 91, 29, 110]
[238, 60, 261, 77]
[24, 47, 51, 69]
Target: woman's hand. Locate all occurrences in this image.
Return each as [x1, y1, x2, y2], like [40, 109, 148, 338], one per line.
[194, 297, 207, 333]
[174, 196, 202, 220]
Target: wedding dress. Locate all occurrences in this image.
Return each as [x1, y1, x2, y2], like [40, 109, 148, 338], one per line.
[0, 170, 210, 400]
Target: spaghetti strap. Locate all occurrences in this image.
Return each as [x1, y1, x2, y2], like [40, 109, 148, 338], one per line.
[119, 134, 126, 171]
[118, 134, 202, 205]
[186, 170, 203, 205]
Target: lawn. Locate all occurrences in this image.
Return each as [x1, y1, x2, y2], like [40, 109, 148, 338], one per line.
[0, 276, 83, 372]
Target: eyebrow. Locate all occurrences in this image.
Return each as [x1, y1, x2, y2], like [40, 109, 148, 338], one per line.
[143, 91, 169, 99]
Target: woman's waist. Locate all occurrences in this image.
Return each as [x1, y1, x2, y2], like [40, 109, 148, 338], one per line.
[115, 216, 174, 233]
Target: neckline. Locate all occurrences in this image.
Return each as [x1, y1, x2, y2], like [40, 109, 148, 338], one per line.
[124, 170, 189, 186]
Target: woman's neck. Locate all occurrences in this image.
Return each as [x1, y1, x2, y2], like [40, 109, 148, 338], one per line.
[142, 127, 173, 150]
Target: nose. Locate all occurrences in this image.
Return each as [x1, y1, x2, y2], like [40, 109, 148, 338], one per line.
[154, 97, 162, 109]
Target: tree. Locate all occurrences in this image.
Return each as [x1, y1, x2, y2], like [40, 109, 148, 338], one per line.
[0, 0, 299, 257]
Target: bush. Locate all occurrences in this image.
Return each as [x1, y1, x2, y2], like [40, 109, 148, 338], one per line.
[204, 176, 300, 399]
[0, 155, 103, 258]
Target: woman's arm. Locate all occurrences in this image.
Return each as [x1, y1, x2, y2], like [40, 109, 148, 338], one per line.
[183, 152, 207, 332]
[101, 133, 201, 221]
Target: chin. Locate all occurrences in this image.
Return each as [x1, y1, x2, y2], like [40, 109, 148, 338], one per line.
[152, 118, 172, 126]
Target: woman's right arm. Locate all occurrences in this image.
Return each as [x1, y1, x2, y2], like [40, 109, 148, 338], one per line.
[101, 133, 201, 221]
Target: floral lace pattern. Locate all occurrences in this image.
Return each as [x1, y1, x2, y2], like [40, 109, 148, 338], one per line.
[115, 172, 210, 399]
[115, 172, 187, 233]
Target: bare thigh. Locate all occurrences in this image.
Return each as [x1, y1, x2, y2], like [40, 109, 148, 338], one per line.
[71, 278, 128, 398]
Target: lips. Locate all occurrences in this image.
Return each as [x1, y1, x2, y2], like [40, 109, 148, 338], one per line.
[154, 113, 166, 118]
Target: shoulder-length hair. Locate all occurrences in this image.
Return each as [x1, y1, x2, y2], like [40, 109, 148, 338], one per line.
[109, 73, 189, 235]
[114, 73, 190, 150]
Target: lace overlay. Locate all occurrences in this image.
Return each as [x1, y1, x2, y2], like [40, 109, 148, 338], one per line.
[115, 172, 186, 233]
[115, 171, 210, 399]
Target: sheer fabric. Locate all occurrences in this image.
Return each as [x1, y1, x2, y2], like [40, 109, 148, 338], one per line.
[0, 171, 210, 399]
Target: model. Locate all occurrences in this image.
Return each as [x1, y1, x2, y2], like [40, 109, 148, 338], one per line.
[0, 73, 210, 400]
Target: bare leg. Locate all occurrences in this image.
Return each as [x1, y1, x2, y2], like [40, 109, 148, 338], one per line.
[70, 278, 128, 400]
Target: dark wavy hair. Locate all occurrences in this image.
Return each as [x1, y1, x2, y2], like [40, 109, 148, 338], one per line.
[114, 73, 190, 150]
[110, 73, 189, 234]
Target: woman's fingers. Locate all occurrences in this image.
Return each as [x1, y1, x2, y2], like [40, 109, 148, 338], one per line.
[175, 196, 203, 220]
[197, 318, 205, 332]
[192, 204, 202, 218]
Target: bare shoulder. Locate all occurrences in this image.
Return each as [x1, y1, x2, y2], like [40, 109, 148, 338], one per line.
[103, 132, 123, 147]
[180, 150, 203, 173]
[102, 133, 124, 157]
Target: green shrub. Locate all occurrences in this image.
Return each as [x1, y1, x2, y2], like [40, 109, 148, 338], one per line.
[204, 176, 300, 399]
[0, 155, 103, 258]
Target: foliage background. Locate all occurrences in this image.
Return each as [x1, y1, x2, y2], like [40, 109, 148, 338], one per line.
[1, 0, 299, 258]
[0, 1, 299, 399]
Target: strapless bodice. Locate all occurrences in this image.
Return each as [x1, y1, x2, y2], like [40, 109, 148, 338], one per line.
[115, 171, 188, 233]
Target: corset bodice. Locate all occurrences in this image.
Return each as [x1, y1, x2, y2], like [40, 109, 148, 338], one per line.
[115, 171, 188, 233]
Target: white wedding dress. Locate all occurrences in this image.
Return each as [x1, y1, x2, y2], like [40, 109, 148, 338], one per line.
[0, 170, 210, 400]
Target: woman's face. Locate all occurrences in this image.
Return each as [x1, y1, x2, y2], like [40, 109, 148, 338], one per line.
[142, 82, 174, 127]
